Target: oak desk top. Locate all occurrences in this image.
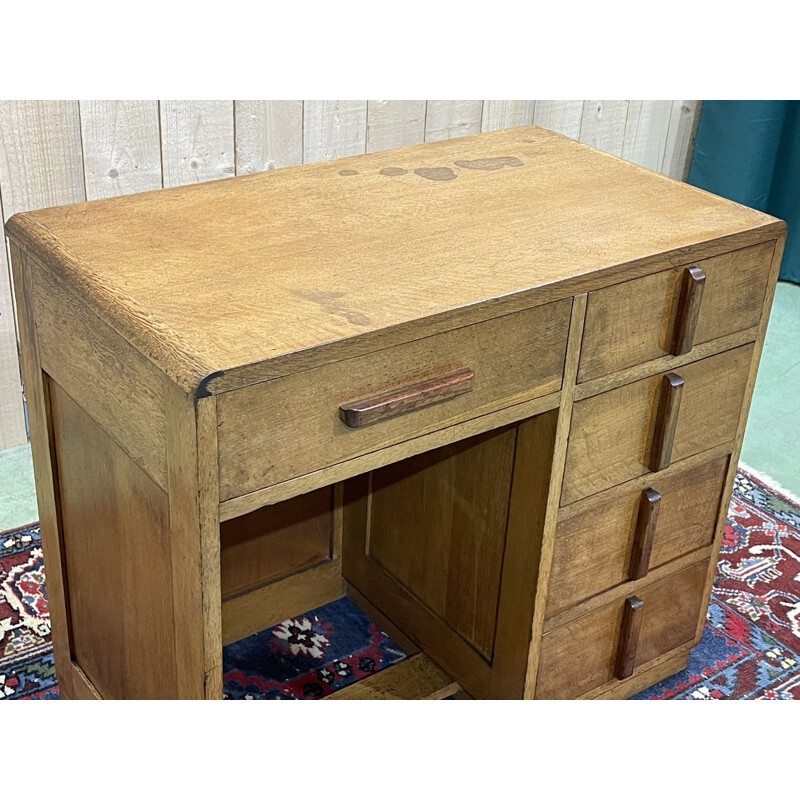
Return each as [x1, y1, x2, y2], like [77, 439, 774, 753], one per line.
[5, 125, 781, 396]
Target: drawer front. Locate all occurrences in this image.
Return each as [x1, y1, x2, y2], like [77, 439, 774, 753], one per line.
[561, 344, 753, 505]
[578, 242, 774, 382]
[218, 299, 571, 500]
[536, 558, 709, 699]
[547, 457, 728, 616]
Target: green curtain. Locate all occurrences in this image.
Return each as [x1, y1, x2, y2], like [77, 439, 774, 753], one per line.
[688, 100, 799, 283]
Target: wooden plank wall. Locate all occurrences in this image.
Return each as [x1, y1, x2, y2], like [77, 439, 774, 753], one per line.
[0, 100, 700, 449]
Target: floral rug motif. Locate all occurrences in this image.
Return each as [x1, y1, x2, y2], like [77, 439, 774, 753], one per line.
[223, 598, 406, 699]
[2, 467, 798, 700]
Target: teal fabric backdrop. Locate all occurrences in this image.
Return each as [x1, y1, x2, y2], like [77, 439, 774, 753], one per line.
[688, 100, 799, 283]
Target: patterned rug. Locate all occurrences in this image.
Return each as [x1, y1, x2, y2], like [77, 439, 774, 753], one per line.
[2, 467, 798, 700]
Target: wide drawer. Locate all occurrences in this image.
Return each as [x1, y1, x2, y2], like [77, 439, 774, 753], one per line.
[578, 242, 774, 382]
[561, 344, 753, 505]
[547, 456, 728, 616]
[217, 299, 572, 500]
[536, 558, 709, 699]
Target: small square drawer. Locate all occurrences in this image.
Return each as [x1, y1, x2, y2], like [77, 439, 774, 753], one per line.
[578, 241, 774, 382]
[561, 344, 752, 505]
[547, 456, 728, 617]
[217, 299, 572, 500]
[536, 558, 709, 699]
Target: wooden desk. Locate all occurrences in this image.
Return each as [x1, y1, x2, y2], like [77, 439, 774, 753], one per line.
[6, 125, 784, 699]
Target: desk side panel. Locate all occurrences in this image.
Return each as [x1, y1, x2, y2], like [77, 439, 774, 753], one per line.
[48, 379, 180, 699]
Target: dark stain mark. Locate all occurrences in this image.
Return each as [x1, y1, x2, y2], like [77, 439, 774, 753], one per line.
[414, 167, 458, 182]
[195, 370, 226, 399]
[453, 156, 524, 171]
[338, 169, 359, 176]
[379, 167, 408, 176]
[347, 310, 371, 325]
[295, 291, 371, 327]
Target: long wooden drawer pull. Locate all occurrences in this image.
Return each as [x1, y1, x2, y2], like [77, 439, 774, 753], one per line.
[649, 372, 684, 472]
[671, 266, 706, 355]
[629, 488, 661, 580]
[615, 595, 645, 680]
[339, 368, 475, 429]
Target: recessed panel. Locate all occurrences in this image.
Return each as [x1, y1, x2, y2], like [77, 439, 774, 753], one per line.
[49, 379, 176, 699]
[220, 487, 334, 599]
[367, 426, 517, 659]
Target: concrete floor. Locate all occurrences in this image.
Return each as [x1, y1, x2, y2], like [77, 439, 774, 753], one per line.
[0, 439, 37, 530]
[740, 280, 800, 495]
[1, 281, 798, 530]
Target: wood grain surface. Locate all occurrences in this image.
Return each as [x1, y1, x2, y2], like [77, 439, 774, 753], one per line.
[220, 486, 334, 598]
[50, 382, 177, 699]
[367, 426, 518, 659]
[615, 595, 645, 679]
[217, 299, 569, 498]
[546, 454, 726, 616]
[324, 654, 459, 700]
[649, 372, 685, 472]
[562, 345, 754, 504]
[629, 488, 662, 581]
[339, 367, 475, 429]
[578, 241, 774, 381]
[5, 125, 779, 395]
[536, 559, 708, 699]
[671, 266, 706, 355]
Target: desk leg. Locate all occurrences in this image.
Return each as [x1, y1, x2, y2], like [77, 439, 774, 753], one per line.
[165, 382, 223, 699]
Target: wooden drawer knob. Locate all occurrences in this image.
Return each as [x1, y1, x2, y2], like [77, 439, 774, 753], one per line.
[629, 488, 661, 580]
[615, 595, 645, 680]
[671, 266, 706, 355]
[339, 368, 475, 429]
[649, 372, 684, 472]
